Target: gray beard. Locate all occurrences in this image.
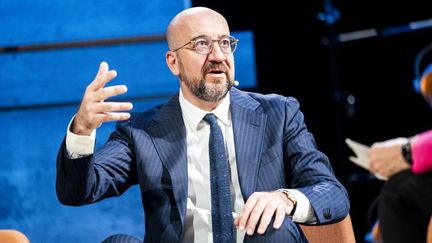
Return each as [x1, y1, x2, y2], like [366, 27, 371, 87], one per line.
[177, 58, 234, 102]
[184, 77, 233, 102]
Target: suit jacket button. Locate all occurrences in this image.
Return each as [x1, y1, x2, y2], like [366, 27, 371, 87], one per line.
[323, 208, 332, 219]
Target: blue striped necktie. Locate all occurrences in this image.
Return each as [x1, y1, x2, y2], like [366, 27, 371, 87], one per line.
[203, 113, 234, 243]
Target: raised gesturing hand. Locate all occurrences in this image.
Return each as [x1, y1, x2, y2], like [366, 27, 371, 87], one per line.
[71, 62, 133, 135]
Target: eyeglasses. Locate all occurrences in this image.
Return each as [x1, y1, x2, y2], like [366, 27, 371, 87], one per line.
[172, 35, 239, 55]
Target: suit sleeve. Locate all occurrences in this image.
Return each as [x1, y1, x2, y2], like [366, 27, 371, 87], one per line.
[56, 121, 138, 206]
[283, 97, 350, 224]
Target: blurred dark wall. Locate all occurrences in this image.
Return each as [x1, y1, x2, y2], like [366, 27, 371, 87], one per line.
[193, 0, 432, 172]
[194, 0, 432, 241]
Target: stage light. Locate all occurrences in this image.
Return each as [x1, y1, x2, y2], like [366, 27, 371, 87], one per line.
[419, 63, 432, 106]
[413, 43, 432, 107]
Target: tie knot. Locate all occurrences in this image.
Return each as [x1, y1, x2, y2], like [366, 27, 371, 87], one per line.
[203, 113, 218, 126]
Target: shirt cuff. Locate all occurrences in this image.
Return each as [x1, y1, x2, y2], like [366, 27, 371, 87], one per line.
[285, 189, 317, 224]
[65, 116, 96, 159]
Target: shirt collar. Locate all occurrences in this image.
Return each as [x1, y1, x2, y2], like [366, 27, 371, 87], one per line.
[179, 89, 231, 130]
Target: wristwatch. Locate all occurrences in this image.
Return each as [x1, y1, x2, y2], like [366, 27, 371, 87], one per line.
[280, 190, 297, 216]
[401, 141, 412, 164]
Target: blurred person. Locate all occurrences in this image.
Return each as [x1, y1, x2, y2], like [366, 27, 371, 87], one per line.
[56, 7, 349, 243]
[369, 129, 432, 243]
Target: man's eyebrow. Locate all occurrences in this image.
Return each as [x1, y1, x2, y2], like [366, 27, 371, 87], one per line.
[190, 34, 230, 40]
[190, 35, 209, 40]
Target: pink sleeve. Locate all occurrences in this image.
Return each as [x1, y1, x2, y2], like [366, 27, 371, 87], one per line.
[411, 130, 432, 174]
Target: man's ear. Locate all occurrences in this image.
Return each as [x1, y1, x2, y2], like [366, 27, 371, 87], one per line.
[166, 51, 180, 76]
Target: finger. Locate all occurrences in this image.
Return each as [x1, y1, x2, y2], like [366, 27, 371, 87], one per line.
[88, 70, 118, 92]
[374, 163, 388, 176]
[101, 112, 131, 122]
[95, 61, 109, 78]
[238, 194, 259, 231]
[369, 159, 383, 173]
[273, 205, 286, 229]
[245, 198, 269, 235]
[375, 173, 388, 180]
[234, 215, 240, 227]
[91, 85, 127, 102]
[90, 62, 110, 90]
[93, 102, 133, 113]
[257, 202, 277, 234]
[369, 162, 378, 173]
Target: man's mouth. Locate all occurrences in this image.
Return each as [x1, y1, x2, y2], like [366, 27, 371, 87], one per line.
[206, 71, 226, 78]
[207, 68, 225, 74]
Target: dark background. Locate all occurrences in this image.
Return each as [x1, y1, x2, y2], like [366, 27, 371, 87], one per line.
[194, 0, 432, 241]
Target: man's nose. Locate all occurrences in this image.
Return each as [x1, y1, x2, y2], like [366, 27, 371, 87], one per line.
[207, 42, 227, 62]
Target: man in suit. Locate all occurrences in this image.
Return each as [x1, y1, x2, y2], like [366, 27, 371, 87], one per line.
[56, 7, 350, 243]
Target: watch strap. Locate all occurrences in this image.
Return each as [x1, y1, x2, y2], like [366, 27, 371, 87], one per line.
[401, 141, 413, 164]
[278, 189, 297, 216]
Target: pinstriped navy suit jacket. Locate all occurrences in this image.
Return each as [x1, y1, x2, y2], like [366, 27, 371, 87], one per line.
[56, 88, 350, 242]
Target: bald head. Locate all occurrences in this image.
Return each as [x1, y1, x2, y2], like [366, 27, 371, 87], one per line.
[166, 7, 230, 50]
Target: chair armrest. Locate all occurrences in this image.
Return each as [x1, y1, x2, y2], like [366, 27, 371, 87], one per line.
[299, 215, 356, 243]
[0, 230, 30, 243]
[427, 217, 432, 243]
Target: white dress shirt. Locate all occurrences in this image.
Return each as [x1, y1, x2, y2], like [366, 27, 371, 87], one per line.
[65, 89, 316, 243]
[178, 90, 245, 243]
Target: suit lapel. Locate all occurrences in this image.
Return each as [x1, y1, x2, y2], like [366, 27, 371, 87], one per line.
[146, 94, 188, 225]
[144, 89, 267, 225]
[230, 89, 267, 198]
